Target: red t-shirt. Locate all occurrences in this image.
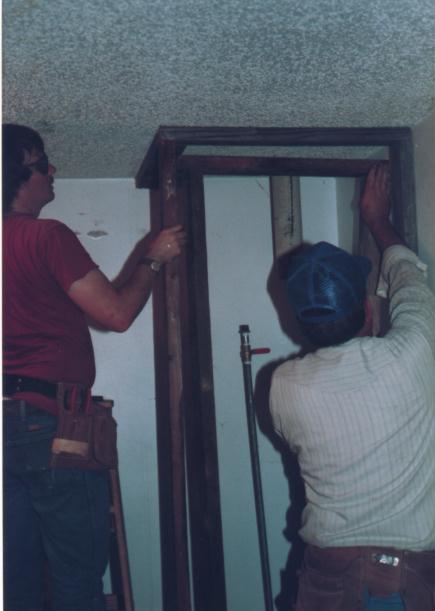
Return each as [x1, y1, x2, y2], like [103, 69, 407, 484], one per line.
[3, 213, 98, 413]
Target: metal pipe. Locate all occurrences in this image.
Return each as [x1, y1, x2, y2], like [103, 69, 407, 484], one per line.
[239, 324, 273, 611]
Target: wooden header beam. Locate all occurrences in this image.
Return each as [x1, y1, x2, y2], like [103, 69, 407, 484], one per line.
[135, 125, 411, 189]
[156, 125, 411, 146]
[177, 156, 380, 177]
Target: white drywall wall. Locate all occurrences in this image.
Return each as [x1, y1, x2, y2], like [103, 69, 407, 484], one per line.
[336, 177, 359, 253]
[300, 176, 357, 252]
[300, 177, 339, 245]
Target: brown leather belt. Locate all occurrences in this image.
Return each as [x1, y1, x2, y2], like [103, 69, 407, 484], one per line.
[3, 374, 58, 399]
[307, 544, 435, 569]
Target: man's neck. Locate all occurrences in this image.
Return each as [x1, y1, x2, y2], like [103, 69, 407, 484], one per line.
[10, 200, 41, 218]
[357, 298, 374, 338]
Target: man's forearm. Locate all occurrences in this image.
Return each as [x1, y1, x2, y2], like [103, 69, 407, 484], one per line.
[68, 225, 185, 333]
[114, 261, 157, 330]
[359, 164, 405, 254]
[68, 264, 157, 333]
[364, 218, 404, 253]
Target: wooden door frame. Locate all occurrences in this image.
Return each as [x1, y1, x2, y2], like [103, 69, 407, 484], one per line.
[136, 126, 416, 611]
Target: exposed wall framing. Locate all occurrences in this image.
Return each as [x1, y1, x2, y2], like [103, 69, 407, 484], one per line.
[136, 126, 417, 611]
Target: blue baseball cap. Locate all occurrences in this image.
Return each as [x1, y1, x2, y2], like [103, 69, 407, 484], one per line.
[285, 242, 372, 324]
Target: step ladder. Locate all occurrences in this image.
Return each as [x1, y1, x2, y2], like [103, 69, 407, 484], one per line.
[105, 467, 135, 611]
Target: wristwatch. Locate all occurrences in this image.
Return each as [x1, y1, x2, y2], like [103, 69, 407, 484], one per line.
[142, 257, 162, 273]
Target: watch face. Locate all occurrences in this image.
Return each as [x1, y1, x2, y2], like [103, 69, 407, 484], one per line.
[150, 260, 161, 272]
[142, 257, 161, 272]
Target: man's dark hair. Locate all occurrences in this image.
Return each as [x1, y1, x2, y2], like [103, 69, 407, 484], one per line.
[298, 306, 366, 348]
[2, 124, 44, 215]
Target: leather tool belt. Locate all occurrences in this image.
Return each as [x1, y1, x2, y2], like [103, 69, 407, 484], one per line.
[3, 375, 118, 470]
[51, 383, 118, 470]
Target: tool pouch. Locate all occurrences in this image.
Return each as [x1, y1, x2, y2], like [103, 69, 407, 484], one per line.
[51, 383, 118, 470]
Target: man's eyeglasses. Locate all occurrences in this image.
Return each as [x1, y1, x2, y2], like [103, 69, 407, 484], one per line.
[24, 152, 50, 175]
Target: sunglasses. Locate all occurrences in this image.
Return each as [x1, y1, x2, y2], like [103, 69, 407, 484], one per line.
[25, 152, 50, 175]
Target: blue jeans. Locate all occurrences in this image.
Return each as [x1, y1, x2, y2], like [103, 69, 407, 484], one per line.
[3, 400, 110, 611]
[295, 544, 434, 611]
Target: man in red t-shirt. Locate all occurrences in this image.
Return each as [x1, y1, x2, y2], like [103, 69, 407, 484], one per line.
[3, 123, 186, 610]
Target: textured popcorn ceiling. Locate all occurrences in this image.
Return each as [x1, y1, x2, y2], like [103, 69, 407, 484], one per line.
[3, 0, 434, 178]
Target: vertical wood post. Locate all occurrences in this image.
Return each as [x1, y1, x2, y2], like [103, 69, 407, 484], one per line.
[151, 138, 191, 611]
[182, 172, 228, 611]
[389, 134, 417, 251]
[270, 176, 302, 257]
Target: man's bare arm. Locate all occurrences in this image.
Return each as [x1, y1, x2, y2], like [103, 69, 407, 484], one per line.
[359, 163, 404, 252]
[67, 225, 186, 332]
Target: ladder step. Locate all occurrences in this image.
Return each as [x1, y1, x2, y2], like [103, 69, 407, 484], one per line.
[108, 467, 135, 610]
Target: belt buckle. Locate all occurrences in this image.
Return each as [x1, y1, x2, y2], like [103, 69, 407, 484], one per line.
[371, 553, 400, 567]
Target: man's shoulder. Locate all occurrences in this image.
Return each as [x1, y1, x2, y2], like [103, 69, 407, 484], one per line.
[31, 218, 80, 246]
[272, 337, 390, 392]
[272, 348, 332, 384]
[274, 343, 350, 371]
[36, 217, 71, 233]
[4, 217, 84, 262]
[4, 215, 67, 234]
